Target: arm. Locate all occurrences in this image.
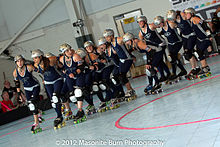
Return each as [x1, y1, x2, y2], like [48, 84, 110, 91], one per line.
[13, 69, 21, 94]
[192, 17, 212, 37]
[139, 31, 144, 40]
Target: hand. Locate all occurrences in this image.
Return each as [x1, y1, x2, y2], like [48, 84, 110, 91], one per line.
[76, 69, 81, 74]
[100, 59, 106, 63]
[207, 46, 212, 52]
[89, 66, 95, 70]
[69, 73, 75, 78]
[146, 64, 151, 69]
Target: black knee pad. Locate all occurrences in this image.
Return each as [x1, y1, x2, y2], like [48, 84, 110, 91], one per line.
[196, 48, 206, 60]
[119, 73, 129, 85]
[60, 94, 68, 103]
[184, 49, 193, 61]
[148, 68, 157, 77]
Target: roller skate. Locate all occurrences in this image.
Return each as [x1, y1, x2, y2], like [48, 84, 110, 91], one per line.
[85, 105, 97, 115]
[159, 76, 167, 83]
[64, 110, 74, 121]
[197, 66, 212, 79]
[125, 89, 137, 102]
[73, 110, 87, 124]
[31, 123, 42, 134]
[38, 116, 45, 123]
[54, 117, 66, 130]
[151, 83, 163, 94]
[98, 102, 108, 112]
[61, 104, 65, 114]
[144, 85, 153, 95]
[165, 73, 178, 85]
[107, 99, 120, 110]
[176, 70, 187, 81]
[116, 92, 125, 103]
[185, 67, 200, 80]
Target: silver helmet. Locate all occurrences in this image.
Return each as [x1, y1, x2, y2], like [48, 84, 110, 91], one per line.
[59, 43, 71, 53]
[31, 49, 44, 58]
[84, 41, 94, 48]
[75, 48, 87, 59]
[45, 52, 55, 58]
[184, 7, 196, 15]
[14, 55, 24, 62]
[166, 10, 177, 21]
[137, 15, 147, 23]
[153, 16, 164, 26]
[103, 29, 114, 37]
[123, 32, 134, 42]
[98, 37, 107, 46]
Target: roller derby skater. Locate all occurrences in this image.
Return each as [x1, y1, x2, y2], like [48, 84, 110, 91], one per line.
[31, 49, 66, 130]
[13, 55, 44, 134]
[137, 15, 171, 84]
[122, 32, 163, 96]
[103, 29, 137, 102]
[59, 43, 81, 120]
[154, 12, 187, 85]
[185, 8, 212, 79]
[175, 10, 200, 80]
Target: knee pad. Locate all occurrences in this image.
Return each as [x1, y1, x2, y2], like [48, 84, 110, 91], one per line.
[111, 76, 120, 86]
[51, 102, 56, 108]
[69, 91, 77, 103]
[74, 88, 84, 101]
[60, 94, 68, 103]
[184, 49, 193, 61]
[119, 73, 129, 85]
[92, 82, 99, 92]
[52, 93, 60, 104]
[146, 68, 157, 77]
[196, 48, 206, 60]
[28, 99, 38, 114]
[99, 80, 109, 91]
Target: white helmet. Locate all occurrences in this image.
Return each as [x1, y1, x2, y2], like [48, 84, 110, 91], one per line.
[98, 37, 107, 46]
[184, 7, 196, 15]
[31, 49, 44, 58]
[137, 15, 147, 23]
[123, 32, 134, 42]
[45, 52, 55, 58]
[166, 10, 177, 21]
[75, 48, 87, 58]
[153, 16, 164, 26]
[14, 55, 24, 62]
[103, 29, 114, 37]
[59, 43, 71, 53]
[84, 41, 94, 48]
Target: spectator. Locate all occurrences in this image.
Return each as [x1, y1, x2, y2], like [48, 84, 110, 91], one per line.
[1, 91, 16, 113]
[3, 80, 26, 106]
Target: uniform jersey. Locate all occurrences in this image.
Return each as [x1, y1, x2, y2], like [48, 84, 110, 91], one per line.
[63, 56, 78, 75]
[176, 15, 195, 37]
[140, 24, 164, 46]
[162, 22, 182, 44]
[16, 65, 39, 88]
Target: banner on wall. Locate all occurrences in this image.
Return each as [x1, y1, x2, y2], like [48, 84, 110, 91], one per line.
[169, 0, 220, 20]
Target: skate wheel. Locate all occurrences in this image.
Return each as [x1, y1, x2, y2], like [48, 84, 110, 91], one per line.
[54, 127, 57, 130]
[58, 124, 61, 129]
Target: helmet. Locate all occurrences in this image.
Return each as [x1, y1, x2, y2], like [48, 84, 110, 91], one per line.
[98, 37, 107, 46]
[166, 10, 177, 21]
[75, 48, 87, 58]
[14, 55, 24, 62]
[123, 32, 134, 42]
[45, 52, 55, 58]
[137, 15, 147, 23]
[59, 43, 71, 53]
[184, 7, 196, 15]
[84, 41, 94, 48]
[103, 29, 114, 37]
[153, 16, 164, 26]
[31, 49, 44, 58]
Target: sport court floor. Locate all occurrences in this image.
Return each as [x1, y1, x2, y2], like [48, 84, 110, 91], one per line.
[0, 55, 220, 147]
